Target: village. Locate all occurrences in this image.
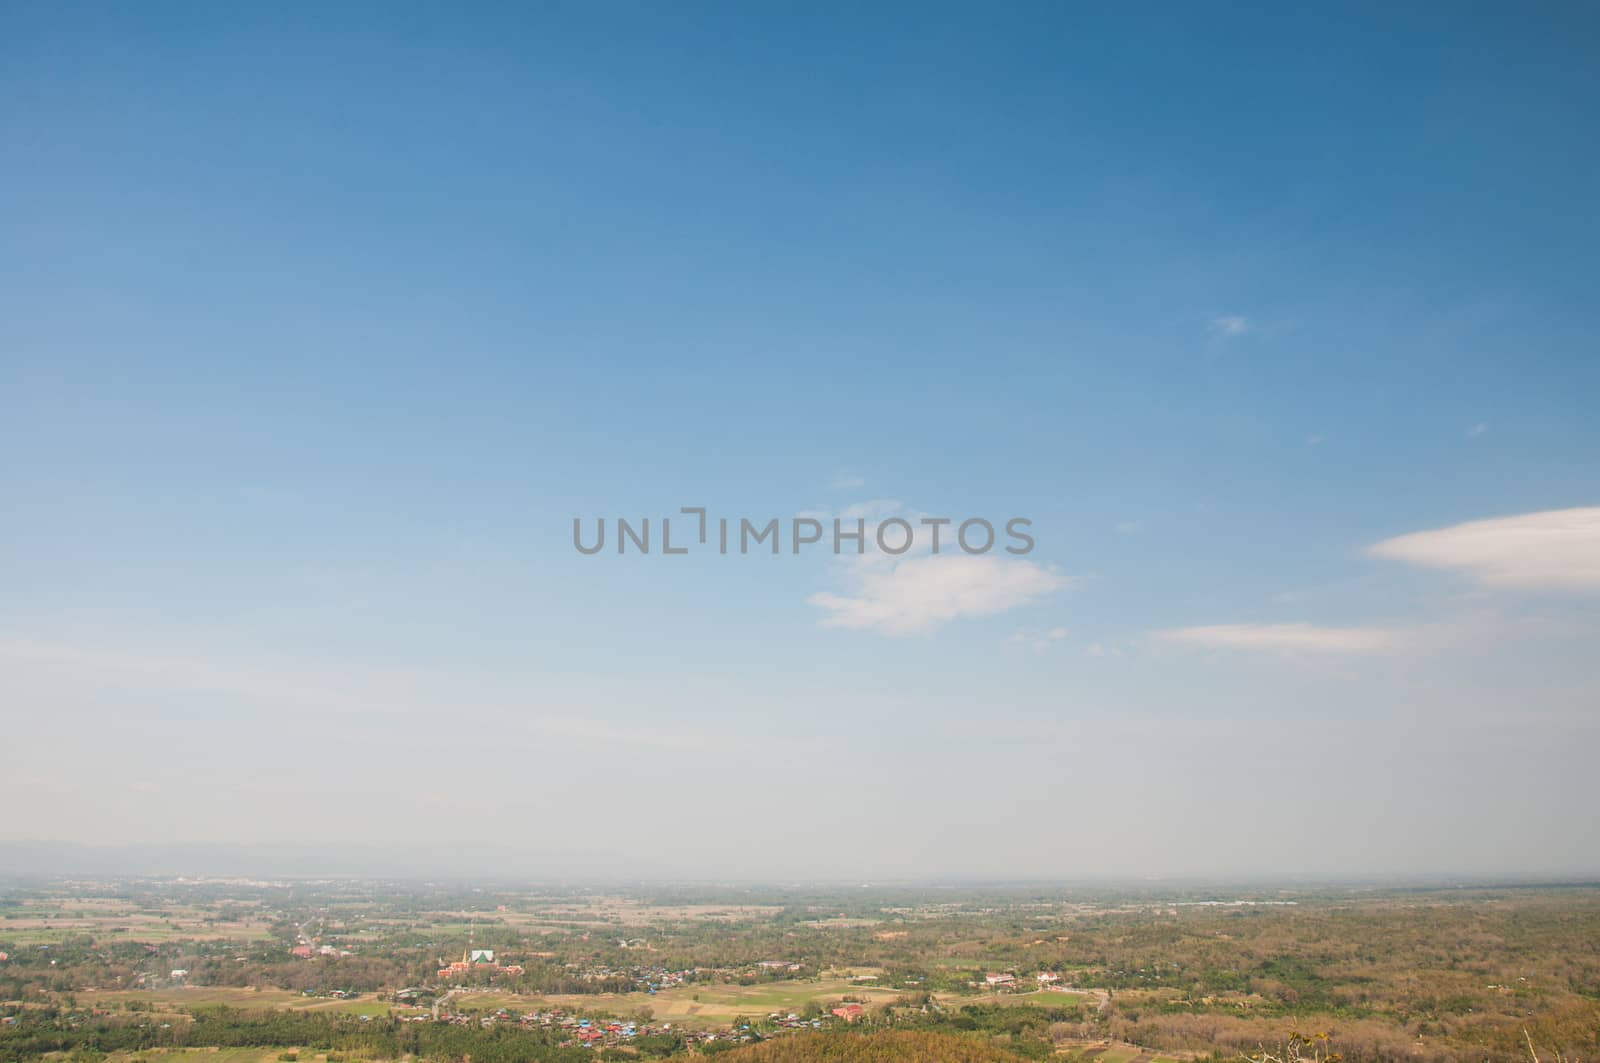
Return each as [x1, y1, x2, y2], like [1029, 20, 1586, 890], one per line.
[406, 998, 843, 1051]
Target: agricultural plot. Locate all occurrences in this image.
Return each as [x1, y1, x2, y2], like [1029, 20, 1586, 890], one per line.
[105, 1051, 329, 1063]
[945, 989, 1097, 1009]
[1, 897, 276, 945]
[80, 988, 392, 1017]
[452, 978, 910, 1026]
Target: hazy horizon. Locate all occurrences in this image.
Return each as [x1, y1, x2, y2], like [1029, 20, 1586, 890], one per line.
[4, 841, 1599, 886]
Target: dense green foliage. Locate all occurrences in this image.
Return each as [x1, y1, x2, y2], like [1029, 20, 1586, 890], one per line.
[0, 1007, 600, 1063]
[711, 1030, 1029, 1062]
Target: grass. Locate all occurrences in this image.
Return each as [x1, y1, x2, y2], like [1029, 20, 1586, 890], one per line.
[78, 988, 394, 1017]
[448, 978, 910, 1026]
[74, 981, 1097, 1032]
[1059, 1045, 1191, 1063]
[104, 1050, 333, 1063]
[1080, 1049, 1141, 1063]
[0, 909, 276, 946]
[945, 990, 1095, 1009]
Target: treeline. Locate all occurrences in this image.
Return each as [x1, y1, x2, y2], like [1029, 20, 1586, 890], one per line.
[0, 1006, 635, 1063]
[849, 997, 1086, 1059]
[707, 1030, 1031, 1062]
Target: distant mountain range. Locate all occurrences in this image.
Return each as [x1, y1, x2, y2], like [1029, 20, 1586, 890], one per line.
[0, 840, 578, 879]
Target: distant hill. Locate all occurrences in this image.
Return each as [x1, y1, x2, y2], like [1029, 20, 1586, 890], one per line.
[710, 1031, 1031, 1063]
[0, 840, 585, 878]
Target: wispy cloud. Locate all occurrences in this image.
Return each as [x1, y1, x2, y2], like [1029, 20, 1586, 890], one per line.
[1468, 422, 1489, 437]
[796, 499, 937, 569]
[1368, 507, 1600, 591]
[0, 638, 403, 714]
[803, 498, 908, 522]
[528, 716, 766, 754]
[1114, 520, 1144, 535]
[1209, 315, 1253, 337]
[1012, 625, 1070, 652]
[810, 555, 1068, 636]
[235, 484, 302, 505]
[828, 470, 866, 490]
[1, 637, 785, 755]
[1154, 622, 1413, 654]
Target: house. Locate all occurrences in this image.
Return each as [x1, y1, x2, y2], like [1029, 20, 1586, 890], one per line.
[985, 972, 1016, 987]
[290, 946, 313, 959]
[1036, 972, 1061, 984]
[831, 1004, 864, 1022]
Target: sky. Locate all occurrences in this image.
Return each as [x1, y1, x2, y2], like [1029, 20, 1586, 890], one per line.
[2, 2, 1598, 880]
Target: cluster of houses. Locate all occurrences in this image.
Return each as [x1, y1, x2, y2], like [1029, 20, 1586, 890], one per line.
[984, 971, 1066, 990]
[412, 1005, 832, 1043]
[413, 1004, 840, 1048]
[574, 961, 694, 991]
[567, 960, 807, 993]
[289, 944, 353, 959]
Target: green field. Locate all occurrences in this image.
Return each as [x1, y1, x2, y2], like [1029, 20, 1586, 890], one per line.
[947, 988, 1097, 1009]
[79, 988, 394, 1017]
[449, 978, 910, 1025]
[104, 1050, 331, 1063]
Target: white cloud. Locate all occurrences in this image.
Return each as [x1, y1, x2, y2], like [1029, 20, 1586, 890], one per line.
[0, 638, 404, 715]
[236, 485, 299, 504]
[828, 470, 866, 490]
[1012, 625, 1071, 652]
[529, 716, 765, 754]
[797, 499, 915, 539]
[1155, 622, 1411, 654]
[1209, 315, 1253, 337]
[0, 637, 791, 756]
[805, 498, 910, 523]
[796, 499, 943, 570]
[1115, 520, 1144, 535]
[1368, 507, 1600, 591]
[1468, 422, 1489, 437]
[810, 554, 1068, 636]
[1306, 434, 1324, 447]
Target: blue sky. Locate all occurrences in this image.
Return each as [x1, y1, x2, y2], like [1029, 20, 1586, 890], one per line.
[3, 2, 1598, 877]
